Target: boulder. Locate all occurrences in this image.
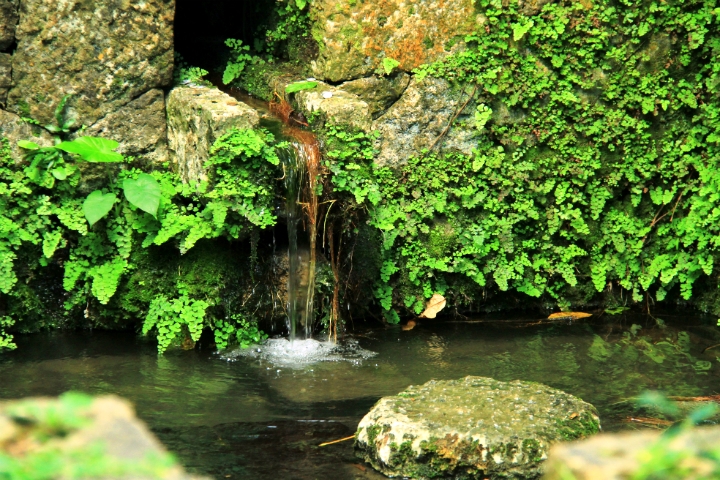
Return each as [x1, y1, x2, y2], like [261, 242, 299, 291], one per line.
[292, 81, 372, 131]
[339, 73, 411, 118]
[0, 52, 9, 107]
[78, 89, 168, 164]
[372, 76, 479, 167]
[543, 425, 720, 479]
[0, 108, 54, 161]
[0, 0, 18, 51]
[0, 393, 207, 479]
[7, 0, 174, 127]
[309, 0, 483, 82]
[355, 376, 600, 479]
[166, 86, 260, 183]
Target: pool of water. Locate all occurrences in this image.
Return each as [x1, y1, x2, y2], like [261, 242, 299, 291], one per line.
[1, 314, 719, 479]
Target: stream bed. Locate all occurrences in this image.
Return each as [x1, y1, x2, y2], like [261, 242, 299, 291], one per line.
[1, 314, 719, 479]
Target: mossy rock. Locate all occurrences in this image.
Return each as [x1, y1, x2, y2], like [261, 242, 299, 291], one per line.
[355, 376, 600, 479]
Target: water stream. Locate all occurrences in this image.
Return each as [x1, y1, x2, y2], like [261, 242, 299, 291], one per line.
[1, 315, 718, 479]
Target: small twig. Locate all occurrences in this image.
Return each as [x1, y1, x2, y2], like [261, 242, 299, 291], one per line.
[318, 435, 355, 447]
[426, 84, 479, 154]
[702, 343, 720, 354]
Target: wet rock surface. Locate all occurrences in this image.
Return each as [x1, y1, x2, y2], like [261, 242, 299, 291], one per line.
[293, 81, 372, 132]
[7, 0, 174, 126]
[373, 77, 479, 167]
[77, 89, 168, 164]
[339, 73, 411, 118]
[310, 0, 482, 82]
[0, 394, 206, 479]
[0, 108, 54, 160]
[0, 52, 10, 107]
[543, 425, 720, 479]
[166, 86, 260, 183]
[355, 376, 600, 479]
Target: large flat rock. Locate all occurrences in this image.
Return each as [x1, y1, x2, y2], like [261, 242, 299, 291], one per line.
[293, 81, 372, 131]
[7, 0, 174, 126]
[310, 0, 483, 82]
[355, 376, 600, 479]
[166, 86, 260, 183]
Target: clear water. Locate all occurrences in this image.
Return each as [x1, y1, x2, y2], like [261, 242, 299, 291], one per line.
[1, 315, 719, 479]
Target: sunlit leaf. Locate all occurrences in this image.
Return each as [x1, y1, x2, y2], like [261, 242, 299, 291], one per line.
[419, 294, 446, 319]
[123, 173, 161, 217]
[285, 81, 318, 94]
[56, 137, 123, 163]
[83, 190, 117, 226]
[17, 140, 39, 150]
[548, 311, 593, 321]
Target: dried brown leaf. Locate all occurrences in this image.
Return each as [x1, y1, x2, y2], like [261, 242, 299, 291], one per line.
[419, 294, 446, 319]
[547, 311, 592, 321]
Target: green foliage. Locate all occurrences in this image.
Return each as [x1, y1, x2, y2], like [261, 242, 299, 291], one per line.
[142, 293, 209, 353]
[285, 81, 318, 93]
[631, 392, 720, 479]
[263, 0, 311, 55]
[172, 53, 210, 87]
[0, 316, 15, 351]
[223, 39, 264, 85]
[1, 124, 282, 353]
[325, 0, 720, 317]
[233, 315, 269, 349]
[55, 137, 123, 163]
[382, 57, 400, 75]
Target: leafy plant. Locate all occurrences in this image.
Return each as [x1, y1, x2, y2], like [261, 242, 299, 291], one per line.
[382, 57, 400, 75]
[222, 39, 264, 85]
[285, 81, 318, 94]
[142, 293, 209, 353]
[172, 53, 210, 86]
[0, 316, 16, 351]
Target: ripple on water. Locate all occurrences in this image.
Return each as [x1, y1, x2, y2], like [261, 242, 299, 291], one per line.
[221, 338, 378, 368]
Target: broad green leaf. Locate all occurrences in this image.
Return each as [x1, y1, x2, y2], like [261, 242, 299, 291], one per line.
[51, 167, 68, 180]
[285, 81, 318, 94]
[56, 137, 123, 163]
[295, 0, 307, 9]
[17, 140, 39, 150]
[123, 173, 161, 217]
[83, 190, 117, 226]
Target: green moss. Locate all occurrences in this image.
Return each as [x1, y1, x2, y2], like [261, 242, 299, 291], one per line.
[522, 438, 543, 462]
[366, 424, 381, 444]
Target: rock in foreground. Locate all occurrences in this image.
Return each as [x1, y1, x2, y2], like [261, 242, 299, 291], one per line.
[543, 425, 720, 479]
[0, 393, 205, 479]
[355, 376, 600, 479]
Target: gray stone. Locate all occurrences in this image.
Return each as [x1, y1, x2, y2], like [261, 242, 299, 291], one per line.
[78, 89, 168, 164]
[0, 108, 54, 161]
[355, 376, 600, 479]
[0, 0, 18, 51]
[543, 425, 720, 480]
[309, 0, 484, 82]
[372, 76, 479, 167]
[166, 86, 260, 183]
[339, 73, 411, 118]
[292, 81, 372, 131]
[0, 394, 207, 479]
[0, 52, 10, 107]
[8, 0, 174, 126]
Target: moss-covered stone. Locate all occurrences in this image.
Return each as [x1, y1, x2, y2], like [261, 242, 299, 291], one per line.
[355, 376, 600, 479]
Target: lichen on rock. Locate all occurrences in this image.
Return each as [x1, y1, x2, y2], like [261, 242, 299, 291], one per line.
[355, 376, 600, 479]
[309, 0, 483, 82]
[7, 0, 175, 126]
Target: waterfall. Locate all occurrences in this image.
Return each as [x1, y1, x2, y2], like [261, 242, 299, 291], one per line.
[279, 129, 321, 341]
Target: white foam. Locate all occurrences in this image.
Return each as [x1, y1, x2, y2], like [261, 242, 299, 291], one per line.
[221, 338, 377, 368]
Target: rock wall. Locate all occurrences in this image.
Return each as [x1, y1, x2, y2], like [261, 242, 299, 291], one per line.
[0, 0, 174, 163]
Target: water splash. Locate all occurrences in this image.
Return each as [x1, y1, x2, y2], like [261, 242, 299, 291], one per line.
[222, 338, 377, 369]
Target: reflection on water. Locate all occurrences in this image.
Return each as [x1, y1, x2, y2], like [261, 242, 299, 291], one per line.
[0, 315, 718, 478]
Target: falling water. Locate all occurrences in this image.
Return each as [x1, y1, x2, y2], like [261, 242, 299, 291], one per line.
[278, 129, 321, 341]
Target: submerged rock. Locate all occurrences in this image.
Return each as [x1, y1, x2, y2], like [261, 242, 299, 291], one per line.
[0, 393, 206, 479]
[166, 86, 260, 183]
[309, 0, 482, 82]
[543, 425, 720, 479]
[7, 0, 174, 126]
[373, 77, 479, 167]
[355, 376, 600, 479]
